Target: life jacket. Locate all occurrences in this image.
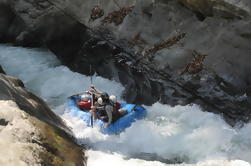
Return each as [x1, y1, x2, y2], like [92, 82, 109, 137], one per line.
[96, 101, 120, 123]
[115, 102, 121, 110]
[96, 103, 111, 123]
[96, 100, 122, 123]
[77, 101, 92, 110]
[110, 101, 121, 123]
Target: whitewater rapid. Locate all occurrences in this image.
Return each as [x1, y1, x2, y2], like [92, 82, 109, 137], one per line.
[0, 44, 250, 166]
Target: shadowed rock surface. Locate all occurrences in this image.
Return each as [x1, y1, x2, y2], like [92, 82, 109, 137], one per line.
[0, 65, 5, 74]
[0, 0, 251, 126]
[178, 0, 251, 19]
[0, 73, 86, 166]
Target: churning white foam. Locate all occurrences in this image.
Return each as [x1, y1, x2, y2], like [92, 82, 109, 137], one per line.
[0, 44, 124, 109]
[64, 102, 251, 164]
[0, 44, 251, 166]
[86, 150, 250, 166]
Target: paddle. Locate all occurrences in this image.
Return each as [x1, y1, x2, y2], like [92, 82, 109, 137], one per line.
[90, 92, 94, 128]
[90, 65, 94, 128]
[131, 104, 137, 111]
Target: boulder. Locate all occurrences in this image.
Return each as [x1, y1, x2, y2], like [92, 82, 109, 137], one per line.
[0, 73, 85, 166]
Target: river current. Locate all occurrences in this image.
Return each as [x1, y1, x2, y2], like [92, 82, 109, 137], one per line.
[0, 44, 250, 166]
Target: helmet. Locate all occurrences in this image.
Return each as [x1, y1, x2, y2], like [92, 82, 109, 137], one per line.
[109, 95, 117, 103]
[97, 97, 103, 105]
[100, 92, 109, 100]
[81, 94, 90, 101]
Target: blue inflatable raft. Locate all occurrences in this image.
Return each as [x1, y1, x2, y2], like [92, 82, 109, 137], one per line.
[66, 95, 147, 135]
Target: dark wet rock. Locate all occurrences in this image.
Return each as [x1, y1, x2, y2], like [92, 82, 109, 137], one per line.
[64, 35, 159, 104]
[0, 0, 26, 43]
[65, 33, 251, 125]
[175, 71, 251, 125]
[0, 0, 87, 49]
[130, 56, 251, 125]
[0, 118, 8, 126]
[133, 152, 185, 164]
[0, 65, 5, 74]
[246, 85, 251, 96]
[0, 73, 86, 166]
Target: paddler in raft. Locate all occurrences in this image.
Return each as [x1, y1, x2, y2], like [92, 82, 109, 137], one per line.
[77, 85, 126, 127]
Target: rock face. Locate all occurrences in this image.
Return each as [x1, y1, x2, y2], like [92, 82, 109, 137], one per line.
[0, 0, 86, 53]
[0, 73, 85, 166]
[0, 0, 251, 125]
[178, 0, 251, 19]
[0, 0, 21, 42]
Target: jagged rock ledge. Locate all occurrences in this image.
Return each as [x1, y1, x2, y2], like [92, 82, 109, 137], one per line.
[0, 73, 86, 166]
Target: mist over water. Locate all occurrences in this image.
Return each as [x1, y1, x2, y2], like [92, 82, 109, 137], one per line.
[0, 44, 250, 166]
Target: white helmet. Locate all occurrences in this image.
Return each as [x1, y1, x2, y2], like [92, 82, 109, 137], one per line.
[97, 97, 103, 105]
[81, 94, 90, 101]
[109, 95, 117, 103]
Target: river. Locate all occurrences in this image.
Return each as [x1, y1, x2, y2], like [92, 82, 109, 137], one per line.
[0, 44, 250, 166]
